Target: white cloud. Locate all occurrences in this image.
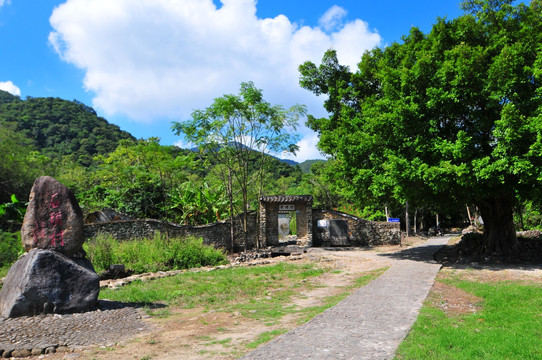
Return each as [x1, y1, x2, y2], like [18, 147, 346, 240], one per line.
[282, 131, 325, 162]
[318, 5, 347, 32]
[0, 0, 11, 8]
[173, 139, 192, 150]
[0, 81, 21, 96]
[49, 0, 382, 124]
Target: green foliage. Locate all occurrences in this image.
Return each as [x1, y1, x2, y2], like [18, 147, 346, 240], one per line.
[0, 90, 19, 104]
[78, 138, 226, 223]
[0, 96, 134, 166]
[0, 194, 26, 230]
[289, 213, 297, 235]
[335, 204, 387, 221]
[168, 182, 230, 225]
[396, 278, 542, 359]
[84, 234, 228, 274]
[297, 159, 325, 174]
[0, 88, 316, 226]
[0, 126, 56, 203]
[0, 230, 24, 270]
[173, 82, 306, 249]
[299, 1, 542, 253]
[85, 233, 117, 272]
[516, 201, 542, 230]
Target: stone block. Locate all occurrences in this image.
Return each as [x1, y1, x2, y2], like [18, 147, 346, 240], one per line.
[0, 249, 99, 318]
[21, 176, 85, 256]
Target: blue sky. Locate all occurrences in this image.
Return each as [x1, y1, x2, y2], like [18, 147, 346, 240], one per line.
[0, 0, 464, 162]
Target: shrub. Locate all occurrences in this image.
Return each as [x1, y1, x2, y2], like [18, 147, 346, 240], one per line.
[0, 230, 24, 269]
[85, 233, 117, 272]
[84, 234, 228, 274]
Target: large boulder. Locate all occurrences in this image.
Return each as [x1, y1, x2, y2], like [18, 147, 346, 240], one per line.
[21, 176, 85, 256]
[0, 249, 99, 318]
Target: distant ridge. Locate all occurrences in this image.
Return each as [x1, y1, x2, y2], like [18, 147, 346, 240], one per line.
[0, 90, 135, 165]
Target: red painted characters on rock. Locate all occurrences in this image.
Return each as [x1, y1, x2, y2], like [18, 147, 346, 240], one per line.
[48, 193, 64, 247]
[33, 192, 64, 248]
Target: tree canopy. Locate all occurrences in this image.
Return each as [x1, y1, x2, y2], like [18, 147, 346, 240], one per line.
[172, 81, 306, 249]
[0, 94, 134, 165]
[299, 0, 542, 255]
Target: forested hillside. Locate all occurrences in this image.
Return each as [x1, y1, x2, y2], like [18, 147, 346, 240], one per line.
[0, 91, 134, 165]
[0, 91, 323, 228]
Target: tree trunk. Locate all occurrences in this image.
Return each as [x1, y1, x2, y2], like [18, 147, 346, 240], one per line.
[466, 204, 473, 226]
[413, 209, 418, 234]
[405, 201, 411, 237]
[228, 170, 235, 254]
[478, 197, 518, 256]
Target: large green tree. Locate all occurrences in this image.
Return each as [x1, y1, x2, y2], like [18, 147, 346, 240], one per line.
[172, 82, 305, 251]
[299, 0, 542, 256]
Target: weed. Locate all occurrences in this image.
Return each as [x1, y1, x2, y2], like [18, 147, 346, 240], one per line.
[246, 329, 288, 349]
[205, 338, 232, 346]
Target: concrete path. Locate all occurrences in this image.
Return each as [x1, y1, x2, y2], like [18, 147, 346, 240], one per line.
[242, 236, 451, 360]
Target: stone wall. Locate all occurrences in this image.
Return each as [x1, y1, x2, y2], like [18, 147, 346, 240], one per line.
[84, 213, 258, 253]
[312, 209, 401, 247]
[84, 208, 400, 251]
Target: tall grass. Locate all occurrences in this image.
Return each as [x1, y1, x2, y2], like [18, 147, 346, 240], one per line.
[84, 234, 228, 274]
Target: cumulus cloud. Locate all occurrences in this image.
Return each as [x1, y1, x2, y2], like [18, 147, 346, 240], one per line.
[318, 5, 347, 32]
[0, 81, 21, 96]
[281, 132, 325, 163]
[49, 0, 381, 125]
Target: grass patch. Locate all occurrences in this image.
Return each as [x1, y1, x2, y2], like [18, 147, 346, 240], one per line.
[246, 329, 288, 349]
[85, 234, 228, 274]
[100, 262, 326, 321]
[395, 277, 542, 359]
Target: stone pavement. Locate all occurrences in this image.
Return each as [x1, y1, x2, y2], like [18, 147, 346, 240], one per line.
[0, 301, 150, 358]
[242, 236, 451, 360]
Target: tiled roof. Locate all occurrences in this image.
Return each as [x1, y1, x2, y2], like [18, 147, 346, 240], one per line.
[260, 195, 313, 203]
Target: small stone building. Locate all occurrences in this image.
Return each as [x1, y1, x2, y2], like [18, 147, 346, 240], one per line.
[259, 195, 313, 247]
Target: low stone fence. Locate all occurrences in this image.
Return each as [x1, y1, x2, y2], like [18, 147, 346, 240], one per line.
[84, 209, 400, 251]
[312, 209, 400, 247]
[84, 213, 258, 253]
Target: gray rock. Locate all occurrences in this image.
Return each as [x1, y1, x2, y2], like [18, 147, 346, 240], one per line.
[21, 176, 84, 256]
[0, 249, 99, 318]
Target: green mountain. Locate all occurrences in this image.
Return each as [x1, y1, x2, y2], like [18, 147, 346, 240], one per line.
[298, 159, 325, 174]
[0, 91, 135, 166]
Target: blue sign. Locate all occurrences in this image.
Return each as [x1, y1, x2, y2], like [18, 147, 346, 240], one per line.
[388, 218, 400, 223]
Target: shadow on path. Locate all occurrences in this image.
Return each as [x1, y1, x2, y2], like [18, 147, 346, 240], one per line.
[379, 236, 452, 264]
